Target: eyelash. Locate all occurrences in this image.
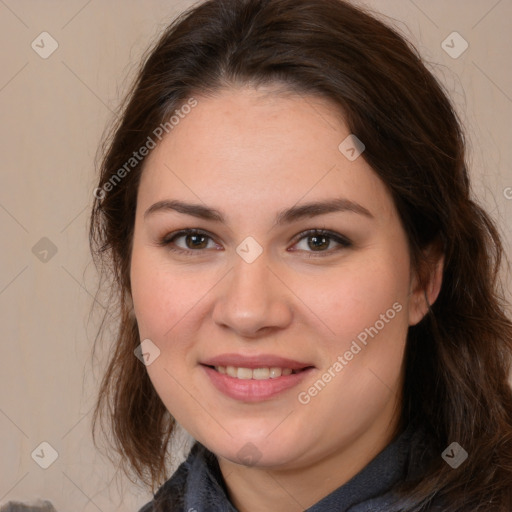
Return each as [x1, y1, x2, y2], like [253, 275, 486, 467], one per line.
[158, 228, 352, 258]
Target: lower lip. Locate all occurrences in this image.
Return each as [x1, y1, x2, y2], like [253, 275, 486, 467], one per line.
[202, 365, 314, 402]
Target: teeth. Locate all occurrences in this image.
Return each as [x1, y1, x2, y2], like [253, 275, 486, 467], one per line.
[237, 367, 253, 380]
[253, 368, 270, 380]
[215, 366, 295, 380]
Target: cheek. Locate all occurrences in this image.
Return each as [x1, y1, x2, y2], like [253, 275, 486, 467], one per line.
[295, 252, 410, 436]
[304, 248, 411, 344]
[129, 247, 206, 426]
[300, 246, 411, 420]
[130, 245, 200, 340]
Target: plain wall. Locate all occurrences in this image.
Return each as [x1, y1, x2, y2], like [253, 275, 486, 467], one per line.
[1, 1, 511, 510]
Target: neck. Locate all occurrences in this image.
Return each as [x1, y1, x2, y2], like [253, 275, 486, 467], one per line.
[217, 409, 402, 512]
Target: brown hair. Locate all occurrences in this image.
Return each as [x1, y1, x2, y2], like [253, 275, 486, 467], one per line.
[89, 0, 512, 509]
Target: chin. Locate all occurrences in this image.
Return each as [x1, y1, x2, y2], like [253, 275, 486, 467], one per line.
[206, 434, 302, 469]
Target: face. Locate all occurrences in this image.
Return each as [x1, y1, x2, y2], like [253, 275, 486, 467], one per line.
[130, 85, 427, 471]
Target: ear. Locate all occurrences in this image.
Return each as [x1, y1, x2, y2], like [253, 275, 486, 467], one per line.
[408, 243, 444, 326]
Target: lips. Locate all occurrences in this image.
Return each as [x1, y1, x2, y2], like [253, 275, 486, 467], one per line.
[200, 353, 315, 402]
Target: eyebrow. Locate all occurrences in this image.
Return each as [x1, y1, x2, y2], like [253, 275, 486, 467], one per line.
[144, 197, 374, 226]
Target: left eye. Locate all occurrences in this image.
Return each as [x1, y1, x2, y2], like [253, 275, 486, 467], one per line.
[291, 229, 352, 255]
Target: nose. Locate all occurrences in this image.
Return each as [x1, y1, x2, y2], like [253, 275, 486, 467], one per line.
[211, 251, 293, 338]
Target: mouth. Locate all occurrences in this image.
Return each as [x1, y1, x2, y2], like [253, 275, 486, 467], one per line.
[199, 354, 316, 401]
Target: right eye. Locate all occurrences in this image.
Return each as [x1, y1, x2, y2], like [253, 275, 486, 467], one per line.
[159, 228, 222, 254]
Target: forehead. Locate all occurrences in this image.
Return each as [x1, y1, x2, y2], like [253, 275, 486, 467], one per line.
[137, 86, 394, 224]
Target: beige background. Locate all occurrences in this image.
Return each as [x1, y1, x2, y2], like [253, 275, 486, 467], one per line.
[1, 0, 511, 510]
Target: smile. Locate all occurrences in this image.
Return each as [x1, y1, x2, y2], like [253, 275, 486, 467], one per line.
[213, 365, 304, 380]
[201, 363, 315, 402]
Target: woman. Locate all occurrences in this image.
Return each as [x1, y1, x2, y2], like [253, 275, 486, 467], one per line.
[89, 0, 512, 510]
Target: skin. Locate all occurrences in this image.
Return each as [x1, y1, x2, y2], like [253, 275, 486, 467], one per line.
[130, 85, 443, 511]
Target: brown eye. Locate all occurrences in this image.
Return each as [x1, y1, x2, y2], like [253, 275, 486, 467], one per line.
[160, 229, 219, 253]
[183, 233, 209, 249]
[306, 234, 330, 251]
[291, 229, 352, 256]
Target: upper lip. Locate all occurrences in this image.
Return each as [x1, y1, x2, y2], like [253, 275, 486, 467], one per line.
[201, 353, 314, 370]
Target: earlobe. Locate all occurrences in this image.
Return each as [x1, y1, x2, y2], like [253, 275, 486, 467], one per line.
[408, 251, 444, 326]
